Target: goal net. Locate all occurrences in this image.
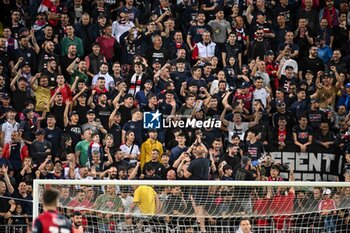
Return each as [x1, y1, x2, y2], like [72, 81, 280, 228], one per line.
[33, 180, 350, 233]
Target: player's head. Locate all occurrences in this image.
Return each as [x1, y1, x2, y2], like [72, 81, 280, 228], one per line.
[239, 218, 252, 233]
[71, 211, 83, 227]
[42, 189, 59, 210]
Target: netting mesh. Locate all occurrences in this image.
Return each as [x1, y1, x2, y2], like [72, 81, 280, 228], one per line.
[36, 182, 350, 233]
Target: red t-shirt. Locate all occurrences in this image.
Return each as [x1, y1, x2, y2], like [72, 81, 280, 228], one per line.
[278, 129, 287, 142]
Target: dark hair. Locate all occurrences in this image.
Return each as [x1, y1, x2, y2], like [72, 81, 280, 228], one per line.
[191, 66, 201, 73]
[223, 164, 233, 172]
[185, 94, 195, 100]
[72, 211, 82, 217]
[47, 114, 56, 119]
[278, 116, 286, 121]
[271, 164, 281, 172]
[152, 149, 160, 154]
[240, 217, 251, 224]
[91, 42, 100, 47]
[218, 80, 227, 85]
[254, 76, 263, 81]
[43, 189, 59, 206]
[298, 114, 307, 121]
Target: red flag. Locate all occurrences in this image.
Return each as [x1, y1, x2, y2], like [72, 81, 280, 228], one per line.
[37, 0, 52, 13]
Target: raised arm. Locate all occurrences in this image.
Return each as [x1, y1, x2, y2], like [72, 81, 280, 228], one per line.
[87, 90, 96, 109]
[67, 58, 80, 76]
[246, 5, 254, 25]
[112, 88, 125, 108]
[187, 34, 194, 51]
[128, 162, 140, 180]
[70, 76, 80, 93]
[38, 156, 52, 172]
[29, 29, 40, 54]
[30, 73, 41, 91]
[108, 103, 121, 128]
[3, 166, 14, 194]
[48, 87, 62, 108]
[247, 111, 261, 128]
[221, 91, 232, 108]
[220, 106, 230, 127]
[11, 57, 23, 75]
[63, 99, 71, 127]
[10, 69, 22, 92]
[72, 86, 88, 106]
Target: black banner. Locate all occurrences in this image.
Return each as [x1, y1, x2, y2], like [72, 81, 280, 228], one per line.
[270, 151, 344, 181]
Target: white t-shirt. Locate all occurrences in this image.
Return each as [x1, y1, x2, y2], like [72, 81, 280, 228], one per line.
[280, 58, 298, 75]
[112, 20, 135, 43]
[120, 143, 140, 163]
[253, 88, 270, 108]
[1, 121, 20, 145]
[92, 72, 115, 91]
[256, 71, 270, 88]
[227, 121, 249, 141]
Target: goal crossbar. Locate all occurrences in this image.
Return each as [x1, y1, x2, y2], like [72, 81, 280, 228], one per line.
[33, 179, 350, 219]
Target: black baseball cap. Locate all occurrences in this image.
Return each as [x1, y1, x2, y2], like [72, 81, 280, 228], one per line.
[2, 93, 10, 99]
[87, 109, 95, 115]
[35, 128, 46, 136]
[69, 110, 78, 117]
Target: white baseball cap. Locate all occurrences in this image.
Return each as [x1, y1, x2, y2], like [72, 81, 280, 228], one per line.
[323, 189, 332, 195]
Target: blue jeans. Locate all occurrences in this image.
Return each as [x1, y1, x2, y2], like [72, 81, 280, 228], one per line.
[324, 215, 335, 233]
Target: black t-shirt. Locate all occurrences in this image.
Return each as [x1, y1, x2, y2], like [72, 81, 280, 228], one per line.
[12, 192, 32, 215]
[300, 57, 325, 76]
[19, 119, 38, 143]
[74, 103, 88, 125]
[122, 120, 143, 146]
[65, 124, 82, 148]
[45, 127, 63, 158]
[292, 125, 313, 144]
[12, 88, 27, 113]
[250, 40, 269, 60]
[171, 71, 190, 93]
[187, 157, 210, 180]
[95, 104, 112, 130]
[244, 140, 264, 160]
[110, 123, 122, 149]
[188, 25, 212, 44]
[0, 194, 10, 224]
[59, 55, 76, 82]
[222, 42, 242, 59]
[159, 101, 173, 116]
[50, 104, 65, 129]
[118, 105, 133, 127]
[304, 109, 326, 130]
[279, 75, 298, 92]
[42, 70, 58, 87]
[145, 47, 168, 66]
[235, 167, 255, 181]
[143, 161, 167, 179]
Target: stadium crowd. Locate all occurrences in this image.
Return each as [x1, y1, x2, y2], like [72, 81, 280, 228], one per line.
[0, 0, 349, 232]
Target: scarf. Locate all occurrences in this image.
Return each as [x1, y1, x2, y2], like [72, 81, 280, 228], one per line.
[128, 72, 143, 97]
[323, 7, 338, 27]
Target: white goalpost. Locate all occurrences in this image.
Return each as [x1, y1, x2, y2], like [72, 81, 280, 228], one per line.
[33, 180, 350, 233]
